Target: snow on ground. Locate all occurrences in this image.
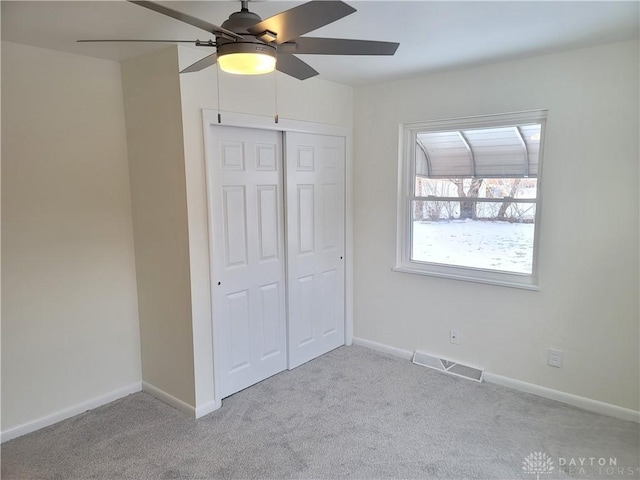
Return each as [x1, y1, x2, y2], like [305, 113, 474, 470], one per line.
[412, 219, 535, 274]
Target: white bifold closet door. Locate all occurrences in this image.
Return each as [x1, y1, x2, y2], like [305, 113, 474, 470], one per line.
[209, 126, 287, 399]
[285, 132, 345, 369]
[208, 126, 345, 399]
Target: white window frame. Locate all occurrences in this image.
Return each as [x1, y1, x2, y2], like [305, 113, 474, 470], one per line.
[394, 110, 547, 290]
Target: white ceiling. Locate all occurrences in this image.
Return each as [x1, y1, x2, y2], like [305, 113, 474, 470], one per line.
[2, 1, 639, 86]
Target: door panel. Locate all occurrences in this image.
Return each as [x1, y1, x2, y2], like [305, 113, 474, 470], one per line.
[209, 126, 287, 399]
[259, 282, 281, 358]
[222, 186, 248, 267]
[320, 269, 338, 336]
[297, 185, 315, 253]
[286, 132, 346, 369]
[227, 290, 250, 371]
[257, 186, 279, 261]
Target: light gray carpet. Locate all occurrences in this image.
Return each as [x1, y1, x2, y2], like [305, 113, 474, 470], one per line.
[2, 345, 639, 479]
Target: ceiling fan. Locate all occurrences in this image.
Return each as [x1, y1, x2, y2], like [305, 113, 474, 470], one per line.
[79, 0, 400, 80]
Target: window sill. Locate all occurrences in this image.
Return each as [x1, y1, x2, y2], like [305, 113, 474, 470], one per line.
[392, 264, 540, 291]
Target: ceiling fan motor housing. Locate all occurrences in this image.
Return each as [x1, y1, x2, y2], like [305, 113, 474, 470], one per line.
[217, 8, 276, 65]
[221, 9, 263, 36]
[216, 40, 276, 60]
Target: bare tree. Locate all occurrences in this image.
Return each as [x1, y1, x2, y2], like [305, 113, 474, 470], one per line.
[450, 178, 484, 220]
[415, 177, 449, 221]
[497, 178, 522, 220]
[414, 177, 427, 220]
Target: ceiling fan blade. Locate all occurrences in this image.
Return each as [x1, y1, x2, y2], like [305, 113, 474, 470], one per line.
[283, 37, 400, 56]
[180, 53, 218, 74]
[248, 1, 356, 45]
[276, 54, 319, 80]
[77, 39, 198, 43]
[128, 1, 243, 40]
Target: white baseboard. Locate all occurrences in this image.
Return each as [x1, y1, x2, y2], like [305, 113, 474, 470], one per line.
[195, 400, 221, 419]
[141, 382, 221, 419]
[483, 372, 640, 423]
[141, 381, 198, 417]
[352, 337, 640, 424]
[352, 336, 413, 360]
[1, 382, 142, 443]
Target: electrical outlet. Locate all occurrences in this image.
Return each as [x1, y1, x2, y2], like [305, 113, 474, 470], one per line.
[548, 349, 563, 368]
[450, 329, 459, 345]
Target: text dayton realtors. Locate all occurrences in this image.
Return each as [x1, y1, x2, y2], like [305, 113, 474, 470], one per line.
[558, 457, 639, 477]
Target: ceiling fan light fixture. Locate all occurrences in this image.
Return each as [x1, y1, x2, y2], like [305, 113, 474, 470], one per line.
[217, 41, 277, 75]
[218, 52, 276, 75]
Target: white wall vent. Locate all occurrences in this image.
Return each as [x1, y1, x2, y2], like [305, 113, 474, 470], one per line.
[412, 351, 484, 382]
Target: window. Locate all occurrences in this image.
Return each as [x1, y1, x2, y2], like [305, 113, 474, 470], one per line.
[395, 110, 547, 289]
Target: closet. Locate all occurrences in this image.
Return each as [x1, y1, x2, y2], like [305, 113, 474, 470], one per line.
[206, 124, 346, 399]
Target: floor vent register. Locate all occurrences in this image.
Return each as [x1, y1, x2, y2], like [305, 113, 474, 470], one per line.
[412, 351, 484, 382]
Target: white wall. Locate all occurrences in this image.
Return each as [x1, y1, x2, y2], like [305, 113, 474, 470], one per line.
[1, 42, 142, 432]
[120, 47, 196, 407]
[353, 40, 639, 411]
[177, 46, 353, 411]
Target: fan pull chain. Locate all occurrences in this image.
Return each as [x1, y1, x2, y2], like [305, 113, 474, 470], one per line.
[216, 63, 222, 124]
[274, 70, 279, 124]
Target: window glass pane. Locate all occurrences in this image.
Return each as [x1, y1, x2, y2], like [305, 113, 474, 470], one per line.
[411, 200, 536, 274]
[415, 177, 537, 201]
[414, 123, 542, 178]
